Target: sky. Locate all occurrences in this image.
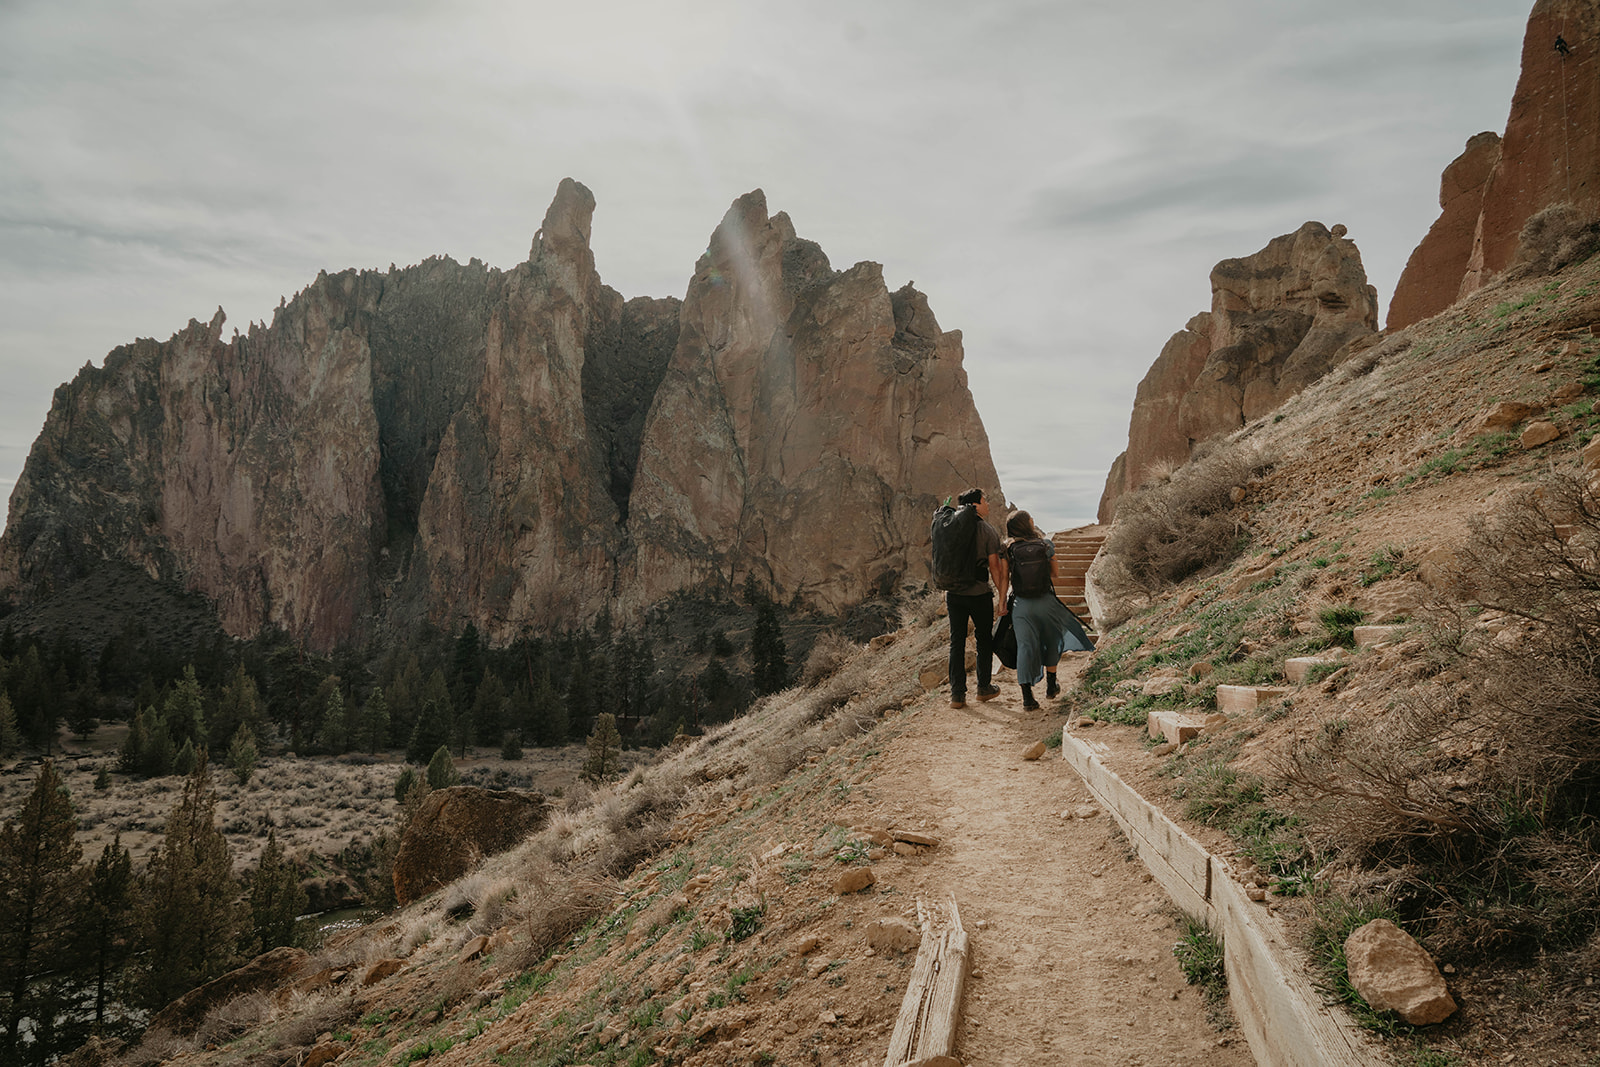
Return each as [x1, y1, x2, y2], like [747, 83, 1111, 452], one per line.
[0, 1, 1531, 534]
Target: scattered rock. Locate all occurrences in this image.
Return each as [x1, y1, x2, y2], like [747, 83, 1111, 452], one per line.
[457, 935, 490, 963]
[303, 1042, 345, 1067]
[834, 868, 876, 895]
[1520, 420, 1561, 449]
[890, 830, 939, 847]
[1072, 805, 1100, 820]
[1344, 918, 1458, 1025]
[363, 959, 407, 986]
[1473, 400, 1538, 432]
[864, 917, 921, 954]
[1022, 741, 1047, 761]
[1583, 436, 1600, 472]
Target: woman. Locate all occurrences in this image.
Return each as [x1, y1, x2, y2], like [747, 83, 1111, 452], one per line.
[1000, 510, 1093, 709]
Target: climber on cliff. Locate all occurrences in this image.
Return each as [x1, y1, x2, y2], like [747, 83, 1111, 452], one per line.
[931, 487, 1003, 708]
[1556, 34, 1571, 57]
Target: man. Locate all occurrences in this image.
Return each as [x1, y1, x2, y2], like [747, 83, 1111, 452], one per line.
[947, 487, 1005, 708]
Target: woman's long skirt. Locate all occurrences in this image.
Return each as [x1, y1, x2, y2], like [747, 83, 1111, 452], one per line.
[1011, 594, 1093, 685]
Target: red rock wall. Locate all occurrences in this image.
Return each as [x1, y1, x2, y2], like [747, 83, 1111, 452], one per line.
[1387, 133, 1502, 331]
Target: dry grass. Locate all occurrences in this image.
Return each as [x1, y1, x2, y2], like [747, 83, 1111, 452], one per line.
[1509, 202, 1600, 279]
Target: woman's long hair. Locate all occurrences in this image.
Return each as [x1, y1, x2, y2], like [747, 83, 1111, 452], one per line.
[1006, 509, 1039, 542]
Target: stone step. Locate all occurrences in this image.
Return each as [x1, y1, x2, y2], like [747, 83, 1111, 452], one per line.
[1353, 625, 1407, 648]
[1215, 685, 1292, 713]
[1148, 710, 1229, 745]
[1285, 653, 1346, 684]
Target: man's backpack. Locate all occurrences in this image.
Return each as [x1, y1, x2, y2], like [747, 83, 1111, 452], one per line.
[930, 504, 980, 591]
[1008, 539, 1053, 598]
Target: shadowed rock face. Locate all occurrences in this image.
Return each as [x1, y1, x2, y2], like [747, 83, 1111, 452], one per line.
[392, 787, 549, 906]
[1392, 0, 1600, 322]
[0, 181, 998, 647]
[1098, 222, 1378, 522]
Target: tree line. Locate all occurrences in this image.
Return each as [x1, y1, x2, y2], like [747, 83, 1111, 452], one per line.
[0, 586, 792, 770]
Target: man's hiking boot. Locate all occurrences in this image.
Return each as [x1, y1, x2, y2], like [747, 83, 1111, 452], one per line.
[950, 697, 966, 709]
[1020, 684, 1040, 710]
[1046, 674, 1060, 699]
[976, 685, 1001, 702]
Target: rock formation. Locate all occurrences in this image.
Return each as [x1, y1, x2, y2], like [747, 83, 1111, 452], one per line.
[392, 786, 549, 906]
[0, 181, 999, 648]
[1390, 0, 1600, 325]
[1386, 132, 1503, 331]
[1098, 222, 1379, 522]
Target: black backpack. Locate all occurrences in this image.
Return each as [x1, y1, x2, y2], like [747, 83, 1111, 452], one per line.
[930, 504, 980, 591]
[1008, 539, 1052, 598]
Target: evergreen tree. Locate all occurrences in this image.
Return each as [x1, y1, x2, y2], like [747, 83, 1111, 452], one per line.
[0, 692, 21, 760]
[227, 724, 259, 786]
[65, 684, 98, 742]
[212, 663, 264, 750]
[751, 601, 789, 695]
[162, 665, 207, 751]
[76, 836, 133, 1027]
[93, 766, 110, 791]
[502, 684, 533, 749]
[451, 623, 484, 710]
[360, 687, 390, 755]
[0, 761, 83, 1064]
[172, 738, 197, 777]
[117, 706, 147, 774]
[385, 655, 423, 749]
[132, 758, 246, 1011]
[529, 669, 567, 747]
[11, 647, 58, 755]
[393, 766, 418, 804]
[471, 673, 508, 755]
[500, 731, 524, 760]
[316, 687, 349, 754]
[406, 698, 451, 764]
[425, 745, 460, 790]
[249, 830, 307, 952]
[581, 713, 623, 782]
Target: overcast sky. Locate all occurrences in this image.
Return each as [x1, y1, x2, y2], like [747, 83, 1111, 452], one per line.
[0, 1, 1529, 533]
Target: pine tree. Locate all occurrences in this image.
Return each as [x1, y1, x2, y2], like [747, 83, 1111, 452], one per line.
[0, 760, 83, 1063]
[249, 830, 307, 952]
[173, 738, 197, 777]
[530, 669, 567, 747]
[212, 663, 264, 750]
[360, 687, 390, 755]
[426, 745, 460, 790]
[0, 692, 21, 760]
[581, 713, 623, 782]
[227, 724, 259, 786]
[316, 687, 349, 754]
[406, 698, 451, 765]
[500, 731, 523, 760]
[471, 673, 508, 755]
[452, 623, 484, 710]
[751, 601, 789, 695]
[132, 758, 246, 1011]
[76, 836, 133, 1027]
[162, 665, 207, 751]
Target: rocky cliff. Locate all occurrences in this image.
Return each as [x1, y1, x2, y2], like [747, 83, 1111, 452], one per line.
[1389, 0, 1600, 328]
[0, 181, 999, 648]
[1097, 222, 1379, 522]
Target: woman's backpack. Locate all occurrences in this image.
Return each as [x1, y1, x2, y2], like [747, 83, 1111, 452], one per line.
[1008, 539, 1052, 598]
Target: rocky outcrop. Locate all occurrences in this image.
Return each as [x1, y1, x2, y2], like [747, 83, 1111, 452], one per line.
[1099, 222, 1378, 521]
[1392, 1, 1600, 319]
[0, 182, 999, 647]
[1387, 132, 1503, 330]
[624, 192, 1000, 613]
[392, 787, 549, 905]
[148, 946, 314, 1035]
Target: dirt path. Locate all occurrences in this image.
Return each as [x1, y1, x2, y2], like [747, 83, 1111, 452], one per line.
[843, 658, 1256, 1067]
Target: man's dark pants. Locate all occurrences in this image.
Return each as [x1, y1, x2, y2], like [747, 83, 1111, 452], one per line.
[946, 591, 994, 700]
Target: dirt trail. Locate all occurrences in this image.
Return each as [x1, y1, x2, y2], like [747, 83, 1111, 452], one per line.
[839, 658, 1255, 1067]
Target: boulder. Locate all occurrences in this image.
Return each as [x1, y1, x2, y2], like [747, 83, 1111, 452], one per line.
[1584, 435, 1600, 472]
[393, 787, 548, 905]
[1472, 400, 1538, 433]
[1520, 420, 1561, 448]
[362, 958, 407, 986]
[301, 875, 362, 913]
[834, 867, 876, 895]
[148, 946, 313, 1035]
[1344, 919, 1457, 1025]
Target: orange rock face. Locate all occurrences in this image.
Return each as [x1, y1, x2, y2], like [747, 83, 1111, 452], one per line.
[1392, 0, 1600, 321]
[1387, 132, 1503, 331]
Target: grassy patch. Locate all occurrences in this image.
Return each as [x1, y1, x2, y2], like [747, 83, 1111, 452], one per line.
[1319, 605, 1366, 648]
[1172, 914, 1231, 1029]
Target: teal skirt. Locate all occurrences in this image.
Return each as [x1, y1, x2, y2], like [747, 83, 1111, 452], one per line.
[1011, 595, 1092, 686]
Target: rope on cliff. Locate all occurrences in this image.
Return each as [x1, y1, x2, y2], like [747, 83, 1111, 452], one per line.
[1558, 7, 1572, 200]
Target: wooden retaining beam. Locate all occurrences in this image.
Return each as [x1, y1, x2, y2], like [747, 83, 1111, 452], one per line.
[1060, 735, 1382, 1067]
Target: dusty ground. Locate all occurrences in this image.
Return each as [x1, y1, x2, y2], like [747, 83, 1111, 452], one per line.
[844, 657, 1253, 1067]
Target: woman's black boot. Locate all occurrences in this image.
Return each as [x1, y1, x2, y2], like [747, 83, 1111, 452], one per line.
[1046, 673, 1060, 699]
[1021, 684, 1040, 710]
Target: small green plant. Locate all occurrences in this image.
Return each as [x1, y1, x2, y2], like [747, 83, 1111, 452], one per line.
[1172, 914, 1230, 1027]
[1360, 545, 1406, 587]
[397, 1035, 456, 1066]
[688, 925, 715, 952]
[1319, 605, 1367, 648]
[726, 903, 765, 942]
[1045, 727, 1063, 749]
[1304, 662, 1343, 686]
[782, 856, 814, 884]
